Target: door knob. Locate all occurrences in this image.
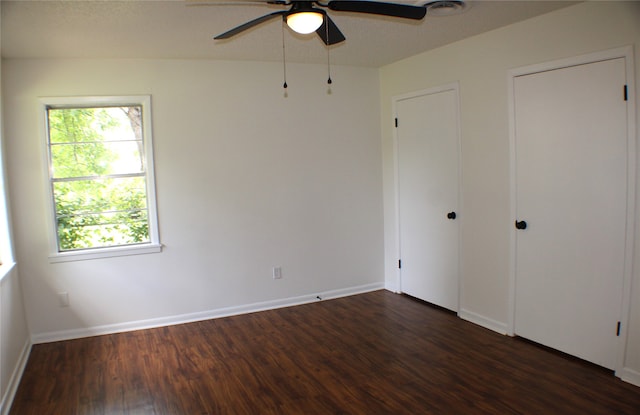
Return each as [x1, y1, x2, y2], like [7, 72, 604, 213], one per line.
[447, 212, 456, 220]
[515, 220, 527, 230]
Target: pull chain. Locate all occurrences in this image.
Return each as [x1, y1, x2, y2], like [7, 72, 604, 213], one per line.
[282, 18, 288, 96]
[326, 15, 332, 94]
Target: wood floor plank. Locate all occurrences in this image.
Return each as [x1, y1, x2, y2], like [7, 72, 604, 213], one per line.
[9, 290, 640, 414]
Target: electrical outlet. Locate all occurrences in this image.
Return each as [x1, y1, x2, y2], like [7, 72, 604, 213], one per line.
[272, 267, 282, 279]
[58, 292, 70, 307]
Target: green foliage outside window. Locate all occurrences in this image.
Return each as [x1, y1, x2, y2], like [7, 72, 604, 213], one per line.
[48, 106, 150, 251]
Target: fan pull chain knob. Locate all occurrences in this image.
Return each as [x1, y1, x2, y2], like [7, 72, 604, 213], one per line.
[515, 220, 527, 230]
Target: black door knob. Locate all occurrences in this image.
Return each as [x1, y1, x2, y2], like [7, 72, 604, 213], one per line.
[515, 220, 527, 230]
[447, 212, 456, 220]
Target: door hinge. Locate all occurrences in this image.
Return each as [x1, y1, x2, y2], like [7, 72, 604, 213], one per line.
[616, 321, 621, 336]
[398, 259, 402, 269]
[624, 85, 628, 101]
[395, 118, 398, 128]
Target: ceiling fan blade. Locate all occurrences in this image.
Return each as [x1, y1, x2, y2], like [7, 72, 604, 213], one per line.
[327, 1, 426, 20]
[187, 0, 284, 5]
[316, 15, 346, 45]
[214, 11, 286, 39]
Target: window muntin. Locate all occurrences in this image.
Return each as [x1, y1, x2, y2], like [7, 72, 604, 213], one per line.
[42, 96, 160, 260]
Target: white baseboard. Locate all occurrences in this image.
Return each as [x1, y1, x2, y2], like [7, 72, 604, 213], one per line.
[1, 338, 31, 415]
[32, 282, 385, 344]
[618, 367, 640, 387]
[458, 308, 508, 335]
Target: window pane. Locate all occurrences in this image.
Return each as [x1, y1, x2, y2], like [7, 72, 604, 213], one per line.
[53, 176, 149, 251]
[54, 176, 147, 215]
[50, 141, 144, 178]
[57, 210, 150, 251]
[48, 107, 141, 144]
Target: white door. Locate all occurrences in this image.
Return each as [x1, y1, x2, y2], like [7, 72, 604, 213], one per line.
[514, 57, 628, 369]
[396, 86, 460, 311]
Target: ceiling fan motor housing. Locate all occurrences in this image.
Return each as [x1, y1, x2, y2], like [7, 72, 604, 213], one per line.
[423, 0, 468, 16]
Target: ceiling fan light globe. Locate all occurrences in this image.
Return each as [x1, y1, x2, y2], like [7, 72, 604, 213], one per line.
[286, 11, 324, 34]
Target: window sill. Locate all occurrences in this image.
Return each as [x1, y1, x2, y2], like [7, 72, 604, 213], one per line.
[49, 243, 162, 263]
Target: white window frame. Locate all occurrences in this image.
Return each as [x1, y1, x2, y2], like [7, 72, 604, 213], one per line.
[40, 95, 161, 263]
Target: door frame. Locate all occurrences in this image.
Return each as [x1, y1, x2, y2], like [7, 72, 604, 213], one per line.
[392, 82, 463, 310]
[507, 46, 636, 376]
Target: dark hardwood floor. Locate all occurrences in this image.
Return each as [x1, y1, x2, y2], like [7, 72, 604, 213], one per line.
[9, 290, 640, 414]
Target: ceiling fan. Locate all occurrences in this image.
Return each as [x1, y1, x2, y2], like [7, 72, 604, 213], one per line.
[212, 1, 428, 45]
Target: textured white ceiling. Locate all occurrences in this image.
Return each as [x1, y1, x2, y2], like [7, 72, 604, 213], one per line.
[1, 0, 578, 67]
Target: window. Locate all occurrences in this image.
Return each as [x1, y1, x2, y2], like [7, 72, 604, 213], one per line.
[41, 96, 161, 262]
[0, 134, 11, 270]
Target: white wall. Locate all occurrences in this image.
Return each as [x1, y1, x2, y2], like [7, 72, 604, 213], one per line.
[380, 1, 640, 381]
[0, 6, 32, 413]
[2, 58, 385, 340]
